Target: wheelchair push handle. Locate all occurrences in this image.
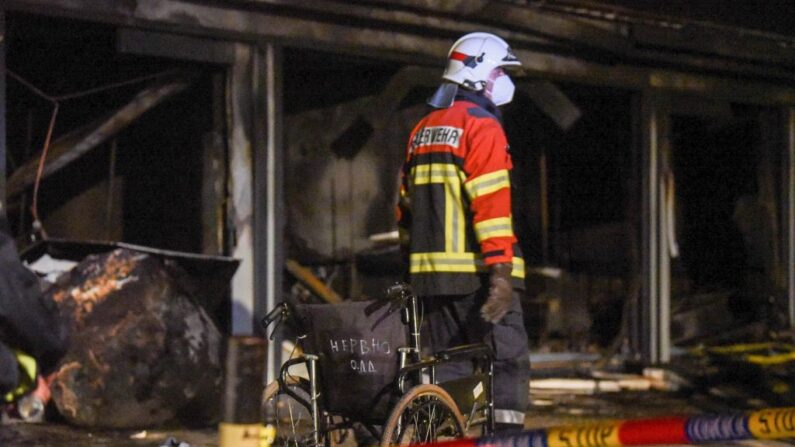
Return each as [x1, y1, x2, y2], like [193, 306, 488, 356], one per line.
[364, 282, 415, 317]
[260, 301, 291, 340]
[386, 282, 413, 300]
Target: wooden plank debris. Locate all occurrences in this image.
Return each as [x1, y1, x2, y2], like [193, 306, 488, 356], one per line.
[285, 258, 343, 304]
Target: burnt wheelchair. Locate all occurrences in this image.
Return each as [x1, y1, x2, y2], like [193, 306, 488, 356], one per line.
[260, 283, 495, 446]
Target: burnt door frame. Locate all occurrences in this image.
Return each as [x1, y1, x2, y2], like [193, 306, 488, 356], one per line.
[636, 93, 795, 364]
[116, 29, 285, 377]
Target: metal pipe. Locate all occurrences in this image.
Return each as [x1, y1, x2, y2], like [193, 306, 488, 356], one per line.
[306, 354, 320, 447]
[263, 42, 284, 385]
[408, 292, 423, 387]
[640, 90, 664, 364]
[408, 293, 422, 358]
[488, 359, 495, 435]
[641, 92, 658, 363]
[658, 112, 672, 363]
[397, 347, 410, 393]
[278, 358, 313, 412]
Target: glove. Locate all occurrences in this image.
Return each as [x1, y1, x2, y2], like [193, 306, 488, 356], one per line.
[480, 263, 513, 324]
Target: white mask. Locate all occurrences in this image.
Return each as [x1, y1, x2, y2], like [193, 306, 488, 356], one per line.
[485, 68, 515, 106]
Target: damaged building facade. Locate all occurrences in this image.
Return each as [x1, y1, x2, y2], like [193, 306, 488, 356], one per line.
[1, 0, 795, 389]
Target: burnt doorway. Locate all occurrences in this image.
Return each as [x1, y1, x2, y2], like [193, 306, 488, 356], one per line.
[5, 13, 224, 255]
[506, 83, 636, 352]
[669, 100, 787, 347]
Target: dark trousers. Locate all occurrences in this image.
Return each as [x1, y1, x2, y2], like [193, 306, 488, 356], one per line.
[423, 289, 530, 424]
[0, 341, 20, 393]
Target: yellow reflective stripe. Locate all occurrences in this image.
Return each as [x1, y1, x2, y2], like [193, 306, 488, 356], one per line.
[409, 164, 466, 252]
[445, 179, 465, 253]
[445, 180, 455, 252]
[512, 256, 525, 279]
[464, 169, 510, 200]
[410, 253, 526, 279]
[474, 217, 514, 241]
[454, 169, 466, 252]
[410, 164, 459, 185]
[408, 163, 464, 253]
[411, 252, 483, 273]
[4, 350, 37, 403]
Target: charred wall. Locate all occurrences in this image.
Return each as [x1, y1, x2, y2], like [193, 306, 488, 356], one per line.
[5, 13, 222, 254]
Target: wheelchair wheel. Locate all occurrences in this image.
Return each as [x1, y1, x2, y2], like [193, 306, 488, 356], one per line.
[379, 384, 466, 446]
[262, 378, 317, 446]
[262, 379, 353, 447]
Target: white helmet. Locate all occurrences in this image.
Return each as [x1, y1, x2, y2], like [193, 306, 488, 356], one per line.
[428, 32, 521, 108]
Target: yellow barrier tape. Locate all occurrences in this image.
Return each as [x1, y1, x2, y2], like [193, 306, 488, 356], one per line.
[748, 407, 795, 439]
[547, 422, 621, 447]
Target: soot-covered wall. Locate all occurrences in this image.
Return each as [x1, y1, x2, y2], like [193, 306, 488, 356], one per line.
[5, 13, 219, 254]
[283, 49, 431, 267]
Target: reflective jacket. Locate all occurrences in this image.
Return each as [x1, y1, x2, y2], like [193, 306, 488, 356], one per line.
[398, 91, 525, 296]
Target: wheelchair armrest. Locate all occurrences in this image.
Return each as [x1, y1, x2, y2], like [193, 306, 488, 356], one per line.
[436, 343, 493, 361]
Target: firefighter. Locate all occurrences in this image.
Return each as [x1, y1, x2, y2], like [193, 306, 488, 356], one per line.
[0, 215, 67, 421]
[397, 32, 529, 432]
